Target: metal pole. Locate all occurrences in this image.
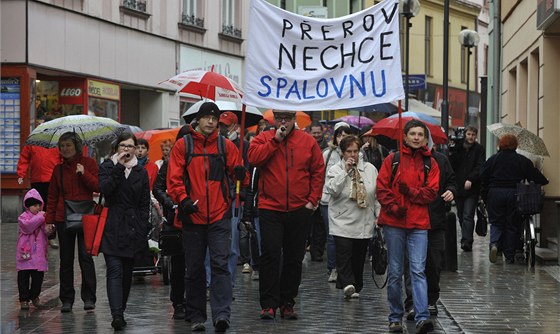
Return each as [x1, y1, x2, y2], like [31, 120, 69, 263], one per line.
[465, 48, 471, 126]
[442, 0, 450, 135]
[405, 15, 411, 111]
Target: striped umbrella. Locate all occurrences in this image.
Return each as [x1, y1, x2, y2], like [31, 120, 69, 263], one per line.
[25, 115, 126, 148]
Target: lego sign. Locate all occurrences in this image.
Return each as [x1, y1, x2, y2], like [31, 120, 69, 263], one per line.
[58, 80, 85, 105]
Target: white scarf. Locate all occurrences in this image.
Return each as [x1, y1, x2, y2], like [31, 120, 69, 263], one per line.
[111, 153, 138, 179]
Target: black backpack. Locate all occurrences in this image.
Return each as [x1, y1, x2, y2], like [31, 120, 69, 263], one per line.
[390, 152, 432, 186]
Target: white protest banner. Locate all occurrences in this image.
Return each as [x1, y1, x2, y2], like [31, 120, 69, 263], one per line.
[242, 0, 404, 111]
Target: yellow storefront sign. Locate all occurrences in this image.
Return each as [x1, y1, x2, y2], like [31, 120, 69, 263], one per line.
[87, 80, 120, 100]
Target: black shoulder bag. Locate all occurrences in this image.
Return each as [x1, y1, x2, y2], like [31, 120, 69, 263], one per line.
[60, 166, 95, 233]
[371, 226, 388, 288]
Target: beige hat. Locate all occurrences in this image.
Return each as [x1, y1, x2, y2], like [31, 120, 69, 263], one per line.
[333, 121, 350, 131]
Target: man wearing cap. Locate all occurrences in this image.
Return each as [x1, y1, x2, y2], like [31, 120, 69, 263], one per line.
[167, 102, 248, 332]
[248, 109, 325, 320]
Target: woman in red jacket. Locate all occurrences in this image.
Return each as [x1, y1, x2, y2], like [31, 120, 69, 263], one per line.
[46, 132, 99, 313]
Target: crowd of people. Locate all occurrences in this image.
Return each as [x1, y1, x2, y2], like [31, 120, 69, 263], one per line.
[15, 102, 548, 333]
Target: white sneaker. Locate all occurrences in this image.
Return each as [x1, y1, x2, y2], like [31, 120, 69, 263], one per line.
[242, 263, 251, 273]
[328, 269, 338, 283]
[350, 292, 360, 299]
[343, 285, 355, 298]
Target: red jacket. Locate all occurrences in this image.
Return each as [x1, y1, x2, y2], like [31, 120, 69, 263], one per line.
[376, 145, 439, 230]
[17, 146, 61, 183]
[248, 129, 325, 212]
[167, 129, 248, 226]
[144, 161, 159, 190]
[46, 155, 99, 224]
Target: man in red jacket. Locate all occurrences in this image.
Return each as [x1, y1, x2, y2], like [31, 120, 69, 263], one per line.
[248, 109, 325, 320]
[167, 102, 247, 333]
[376, 119, 439, 334]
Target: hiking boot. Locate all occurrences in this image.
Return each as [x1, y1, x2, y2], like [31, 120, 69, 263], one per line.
[328, 269, 338, 283]
[461, 242, 472, 252]
[214, 317, 230, 332]
[489, 244, 498, 263]
[251, 270, 260, 281]
[31, 298, 42, 308]
[428, 304, 438, 316]
[84, 301, 96, 311]
[389, 322, 403, 332]
[111, 315, 125, 331]
[416, 319, 434, 334]
[406, 309, 416, 321]
[260, 307, 275, 320]
[343, 285, 355, 299]
[280, 305, 298, 320]
[173, 304, 186, 320]
[61, 302, 73, 313]
[191, 322, 206, 331]
[242, 263, 251, 273]
[20, 301, 30, 310]
[49, 239, 59, 249]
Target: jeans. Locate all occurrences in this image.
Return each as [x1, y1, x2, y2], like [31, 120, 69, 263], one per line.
[183, 218, 232, 323]
[17, 270, 44, 302]
[457, 195, 478, 245]
[320, 205, 336, 271]
[259, 208, 311, 309]
[384, 226, 429, 324]
[228, 202, 241, 288]
[487, 188, 519, 261]
[56, 222, 96, 305]
[103, 254, 134, 316]
[333, 236, 369, 292]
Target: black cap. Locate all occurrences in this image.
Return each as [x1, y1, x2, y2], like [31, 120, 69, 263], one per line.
[196, 102, 220, 120]
[25, 198, 42, 208]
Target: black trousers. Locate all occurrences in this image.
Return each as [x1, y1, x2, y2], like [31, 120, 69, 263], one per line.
[56, 223, 97, 304]
[170, 253, 185, 307]
[18, 270, 44, 302]
[333, 236, 369, 293]
[104, 254, 134, 316]
[259, 208, 311, 309]
[309, 208, 326, 259]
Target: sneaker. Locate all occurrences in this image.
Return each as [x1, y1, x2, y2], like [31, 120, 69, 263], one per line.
[242, 263, 251, 273]
[260, 307, 275, 320]
[173, 304, 186, 320]
[60, 302, 73, 313]
[49, 239, 59, 249]
[328, 269, 338, 283]
[343, 285, 355, 299]
[31, 298, 42, 308]
[428, 304, 438, 316]
[251, 270, 260, 281]
[489, 244, 498, 263]
[20, 301, 30, 310]
[406, 309, 416, 321]
[350, 292, 360, 298]
[84, 301, 95, 311]
[280, 305, 298, 320]
[416, 319, 434, 334]
[214, 318, 230, 332]
[191, 322, 206, 331]
[389, 322, 404, 332]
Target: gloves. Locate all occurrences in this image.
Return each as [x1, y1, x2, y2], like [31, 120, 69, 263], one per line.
[398, 182, 410, 195]
[234, 165, 246, 182]
[181, 198, 199, 215]
[389, 204, 407, 218]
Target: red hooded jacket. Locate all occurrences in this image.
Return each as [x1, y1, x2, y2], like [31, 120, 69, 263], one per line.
[376, 145, 439, 230]
[167, 129, 248, 226]
[247, 128, 325, 212]
[17, 146, 61, 183]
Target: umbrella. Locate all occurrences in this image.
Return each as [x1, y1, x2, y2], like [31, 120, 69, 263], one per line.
[326, 115, 375, 129]
[367, 116, 448, 145]
[183, 100, 263, 127]
[352, 102, 396, 114]
[158, 69, 243, 101]
[262, 110, 312, 129]
[25, 115, 125, 148]
[122, 124, 143, 133]
[487, 123, 549, 156]
[135, 128, 181, 162]
[387, 111, 439, 125]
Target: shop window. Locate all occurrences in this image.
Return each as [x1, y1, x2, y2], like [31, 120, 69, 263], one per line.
[88, 98, 118, 120]
[36, 81, 84, 122]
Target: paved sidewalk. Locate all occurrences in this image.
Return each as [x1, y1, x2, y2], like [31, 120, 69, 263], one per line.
[1, 222, 559, 333]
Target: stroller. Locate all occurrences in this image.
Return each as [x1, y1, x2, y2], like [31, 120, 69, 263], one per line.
[132, 199, 162, 276]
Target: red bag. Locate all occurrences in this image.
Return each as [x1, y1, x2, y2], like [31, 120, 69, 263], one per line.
[83, 207, 108, 256]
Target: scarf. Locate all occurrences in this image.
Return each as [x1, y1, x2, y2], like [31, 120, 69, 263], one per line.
[349, 164, 368, 209]
[137, 155, 148, 167]
[111, 153, 138, 179]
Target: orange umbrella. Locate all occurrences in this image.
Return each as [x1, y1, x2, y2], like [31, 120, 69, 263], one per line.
[262, 110, 312, 129]
[135, 128, 181, 163]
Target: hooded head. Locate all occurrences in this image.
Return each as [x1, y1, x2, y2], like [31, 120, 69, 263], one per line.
[23, 188, 44, 211]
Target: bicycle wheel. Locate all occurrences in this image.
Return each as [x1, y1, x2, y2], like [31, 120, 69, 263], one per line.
[524, 216, 536, 267]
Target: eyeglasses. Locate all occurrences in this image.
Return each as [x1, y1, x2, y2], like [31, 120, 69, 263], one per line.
[274, 114, 295, 122]
[118, 144, 136, 149]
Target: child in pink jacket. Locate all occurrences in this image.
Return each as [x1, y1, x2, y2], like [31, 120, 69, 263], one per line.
[17, 188, 52, 310]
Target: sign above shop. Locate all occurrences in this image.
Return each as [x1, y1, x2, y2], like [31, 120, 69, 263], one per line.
[87, 80, 120, 100]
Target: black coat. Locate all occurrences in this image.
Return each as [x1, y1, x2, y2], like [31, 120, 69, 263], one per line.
[153, 160, 176, 223]
[449, 141, 485, 197]
[428, 151, 457, 230]
[99, 160, 150, 258]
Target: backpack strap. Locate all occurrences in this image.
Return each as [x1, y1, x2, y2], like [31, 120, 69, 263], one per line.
[390, 151, 431, 186]
[324, 147, 336, 173]
[390, 152, 400, 185]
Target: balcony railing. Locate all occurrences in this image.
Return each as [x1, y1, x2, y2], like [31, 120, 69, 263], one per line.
[123, 0, 147, 13]
[221, 25, 242, 39]
[181, 13, 205, 29]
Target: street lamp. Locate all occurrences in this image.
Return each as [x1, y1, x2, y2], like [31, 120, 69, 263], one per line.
[458, 29, 480, 127]
[400, 0, 421, 111]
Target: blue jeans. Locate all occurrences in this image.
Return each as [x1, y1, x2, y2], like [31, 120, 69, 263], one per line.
[384, 226, 429, 324]
[103, 254, 133, 316]
[487, 188, 518, 260]
[457, 194, 478, 245]
[320, 204, 336, 271]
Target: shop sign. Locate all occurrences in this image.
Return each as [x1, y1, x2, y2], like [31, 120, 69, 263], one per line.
[88, 80, 120, 100]
[59, 80, 84, 105]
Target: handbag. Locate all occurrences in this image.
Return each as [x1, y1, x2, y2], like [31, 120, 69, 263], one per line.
[475, 200, 488, 237]
[159, 220, 183, 256]
[60, 167, 95, 233]
[83, 206, 108, 256]
[516, 182, 544, 215]
[371, 226, 388, 289]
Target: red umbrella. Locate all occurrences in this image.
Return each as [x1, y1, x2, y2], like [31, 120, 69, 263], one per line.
[158, 69, 243, 101]
[366, 116, 448, 145]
